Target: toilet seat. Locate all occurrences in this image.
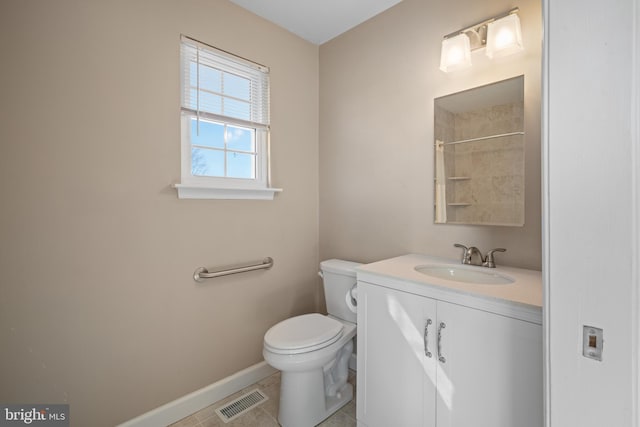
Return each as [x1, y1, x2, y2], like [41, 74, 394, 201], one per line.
[264, 313, 344, 355]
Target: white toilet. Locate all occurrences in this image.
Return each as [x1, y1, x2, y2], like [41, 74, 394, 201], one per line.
[263, 259, 360, 427]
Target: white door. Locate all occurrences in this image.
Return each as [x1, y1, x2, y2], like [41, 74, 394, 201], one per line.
[357, 282, 437, 427]
[435, 300, 543, 427]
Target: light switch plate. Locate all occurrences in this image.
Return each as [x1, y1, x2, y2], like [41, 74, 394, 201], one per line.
[582, 325, 603, 361]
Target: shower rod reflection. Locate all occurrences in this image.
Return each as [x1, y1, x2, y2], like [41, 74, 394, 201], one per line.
[194, 257, 274, 282]
[439, 131, 524, 146]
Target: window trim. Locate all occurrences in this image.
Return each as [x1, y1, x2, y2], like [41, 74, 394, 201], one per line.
[173, 183, 282, 200]
[174, 35, 282, 200]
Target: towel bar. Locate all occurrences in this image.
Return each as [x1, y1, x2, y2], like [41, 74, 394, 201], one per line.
[193, 257, 274, 282]
[438, 131, 524, 146]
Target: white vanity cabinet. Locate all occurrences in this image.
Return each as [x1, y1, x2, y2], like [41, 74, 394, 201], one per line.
[357, 281, 438, 427]
[356, 255, 543, 427]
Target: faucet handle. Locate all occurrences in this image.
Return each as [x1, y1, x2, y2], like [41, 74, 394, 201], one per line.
[483, 248, 506, 268]
[454, 243, 469, 264]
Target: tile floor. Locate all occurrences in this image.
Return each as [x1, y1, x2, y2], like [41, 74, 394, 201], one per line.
[169, 370, 357, 427]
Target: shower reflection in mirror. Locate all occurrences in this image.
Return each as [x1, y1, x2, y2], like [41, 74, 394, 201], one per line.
[434, 76, 525, 226]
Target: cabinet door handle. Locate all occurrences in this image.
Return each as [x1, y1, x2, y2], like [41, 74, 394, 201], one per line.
[437, 322, 447, 363]
[423, 319, 433, 358]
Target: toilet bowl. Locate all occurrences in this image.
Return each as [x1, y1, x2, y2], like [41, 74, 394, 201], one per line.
[262, 259, 360, 427]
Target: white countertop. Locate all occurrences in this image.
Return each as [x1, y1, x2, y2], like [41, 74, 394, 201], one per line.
[356, 254, 543, 323]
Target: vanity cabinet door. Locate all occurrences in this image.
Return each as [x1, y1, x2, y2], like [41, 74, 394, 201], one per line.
[435, 300, 543, 427]
[357, 282, 437, 427]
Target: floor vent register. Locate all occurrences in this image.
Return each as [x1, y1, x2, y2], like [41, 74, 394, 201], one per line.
[215, 388, 268, 423]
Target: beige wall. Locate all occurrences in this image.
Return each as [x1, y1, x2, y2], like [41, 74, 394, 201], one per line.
[319, 0, 542, 270]
[0, 0, 318, 425]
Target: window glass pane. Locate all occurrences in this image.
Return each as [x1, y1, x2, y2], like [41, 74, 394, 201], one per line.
[185, 88, 198, 110]
[199, 64, 222, 93]
[199, 91, 222, 115]
[223, 72, 250, 100]
[191, 119, 224, 149]
[189, 62, 197, 88]
[226, 152, 255, 179]
[192, 148, 224, 177]
[224, 97, 250, 121]
[226, 126, 255, 152]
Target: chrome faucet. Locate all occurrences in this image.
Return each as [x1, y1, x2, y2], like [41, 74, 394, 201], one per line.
[454, 244, 506, 268]
[454, 244, 484, 266]
[482, 248, 506, 268]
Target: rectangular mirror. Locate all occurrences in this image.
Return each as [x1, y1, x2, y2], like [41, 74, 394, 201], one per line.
[434, 76, 524, 226]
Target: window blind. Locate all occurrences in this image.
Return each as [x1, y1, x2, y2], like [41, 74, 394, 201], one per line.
[180, 35, 270, 129]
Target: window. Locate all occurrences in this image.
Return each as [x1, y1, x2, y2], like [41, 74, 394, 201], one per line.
[175, 35, 281, 199]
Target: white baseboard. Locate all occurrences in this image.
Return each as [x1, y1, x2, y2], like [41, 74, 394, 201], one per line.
[117, 361, 278, 427]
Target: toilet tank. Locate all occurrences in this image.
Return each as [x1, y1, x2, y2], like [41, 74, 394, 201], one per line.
[320, 259, 361, 324]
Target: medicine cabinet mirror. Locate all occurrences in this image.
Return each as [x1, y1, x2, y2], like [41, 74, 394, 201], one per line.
[434, 75, 524, 226]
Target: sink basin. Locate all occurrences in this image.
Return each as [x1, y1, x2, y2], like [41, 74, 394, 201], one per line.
[415, 265, 515, 285]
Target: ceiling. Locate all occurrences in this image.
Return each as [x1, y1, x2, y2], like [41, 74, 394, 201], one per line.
[228, 0, 404, 45]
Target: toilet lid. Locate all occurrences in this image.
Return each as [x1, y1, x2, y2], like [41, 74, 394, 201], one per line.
[264, 313, 344, 354]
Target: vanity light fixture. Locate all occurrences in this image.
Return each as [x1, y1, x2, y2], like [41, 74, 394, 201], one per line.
[485, 13, 524, 58]
[439, 8, 523, 72]
[439, 33, 472, 72]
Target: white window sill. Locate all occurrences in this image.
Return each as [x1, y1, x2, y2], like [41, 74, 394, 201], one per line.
[173, 183, 283, 200]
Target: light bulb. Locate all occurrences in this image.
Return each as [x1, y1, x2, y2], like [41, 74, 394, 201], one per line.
[439, 33, 472, 72]
[486, 13, 523, 59]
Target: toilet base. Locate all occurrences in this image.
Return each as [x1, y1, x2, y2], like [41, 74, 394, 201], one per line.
[263, 317, 357, 427]
[325, 382, 353, 417]
[278, 369, 353, 427]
